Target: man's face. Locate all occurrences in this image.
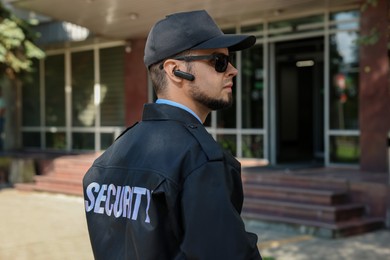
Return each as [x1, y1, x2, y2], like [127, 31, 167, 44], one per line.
[186, 48, 238, 111]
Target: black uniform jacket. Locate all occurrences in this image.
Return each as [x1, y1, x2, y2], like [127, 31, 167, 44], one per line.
[83, 103, 261, 260]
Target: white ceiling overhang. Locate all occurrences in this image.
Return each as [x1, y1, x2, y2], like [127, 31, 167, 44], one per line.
[7, 0, 359, 40]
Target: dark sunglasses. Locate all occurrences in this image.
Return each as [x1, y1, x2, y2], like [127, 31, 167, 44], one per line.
[168, 53, 232, 73]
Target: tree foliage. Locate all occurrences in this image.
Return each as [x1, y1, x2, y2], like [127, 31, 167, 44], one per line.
[0, 2, 44, 80]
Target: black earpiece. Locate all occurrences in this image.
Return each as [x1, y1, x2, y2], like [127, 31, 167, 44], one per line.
[173, 70, 195, 81]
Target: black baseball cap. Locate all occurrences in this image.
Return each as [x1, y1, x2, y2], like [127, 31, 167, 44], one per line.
[144, 10, 256, 68]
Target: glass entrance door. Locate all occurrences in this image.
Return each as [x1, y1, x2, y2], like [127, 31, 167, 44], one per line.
[273, 37, 324, 165]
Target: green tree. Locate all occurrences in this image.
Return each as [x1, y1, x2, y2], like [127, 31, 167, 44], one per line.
[0, 2, 44, 79]
[0, 2, 44, 150]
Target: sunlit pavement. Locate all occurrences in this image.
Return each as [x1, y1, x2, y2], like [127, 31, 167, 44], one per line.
[0, 188, 93, 260]
[1, 188, 389, 260]
[246, 220, 390, 260]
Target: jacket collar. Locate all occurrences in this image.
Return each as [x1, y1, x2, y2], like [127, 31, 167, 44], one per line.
[142, 103, 203, 125]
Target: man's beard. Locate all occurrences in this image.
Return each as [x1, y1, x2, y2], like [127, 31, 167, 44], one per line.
[190, 87, 233, 110]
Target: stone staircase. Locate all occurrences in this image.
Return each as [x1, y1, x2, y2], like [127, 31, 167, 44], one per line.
[15, 153, 98, 196]
[13, 154, 386, 238]
[241, 171, 385, 238]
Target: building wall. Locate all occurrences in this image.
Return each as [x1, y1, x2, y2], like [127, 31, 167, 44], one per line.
[359, 0, 390, 172]
[124, 39, 148, 126]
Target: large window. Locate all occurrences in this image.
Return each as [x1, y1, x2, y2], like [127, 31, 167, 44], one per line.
[328, 10, 360, 164]
[22, 44, 125, 151]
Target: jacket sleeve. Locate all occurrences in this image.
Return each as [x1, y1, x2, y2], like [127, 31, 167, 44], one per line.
[177, 160, 262, 260]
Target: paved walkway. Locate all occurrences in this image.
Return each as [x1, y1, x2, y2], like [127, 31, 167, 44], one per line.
[1, 187, 390, 260]
[0, 188, 93, 260]
[245, 220, 390, 260]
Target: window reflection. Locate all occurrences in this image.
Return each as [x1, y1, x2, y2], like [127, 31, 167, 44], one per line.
[217, 134, 236, 155]
[242, 44, 264, 128]
[45, 55, 65, 126]
[330, 135, 359, 163]
[329, 32, 359, 129]
[72, 50, 95, 127]
[100, 47, 125, 126]
[216, 54, 236, 128]
[328, 10, 360, 165]
[22, 59, 40, 127]
[243, 135, 263, 158]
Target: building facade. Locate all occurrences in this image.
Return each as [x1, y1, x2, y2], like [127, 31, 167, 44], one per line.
[17, 1, 390, 172]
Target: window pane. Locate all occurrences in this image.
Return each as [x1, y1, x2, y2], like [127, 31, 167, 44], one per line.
[269, 15, 324, 37]
[22, 132, 41, 148]
[46, 132, 66, 149]
[330, 135, 359, 163]
[242, 134, 263, 158]
[216, 90, 236, 128]
[242, 44, 264, 128]
[72, 50, 95, 127]
[72, 132, 94, 150]
[101, 133, 114, 150]
[22, 59, 40, 126]
[217, 54, 236, 128]
[217, 134, 236, 156]
[330, 10, 359, 31]
[100, 47, 125, 126]
[203, 114, 211, 127]
[329, 32, 359, 129]
[45, 55, 65, 126]
[242, 24, 263, 33]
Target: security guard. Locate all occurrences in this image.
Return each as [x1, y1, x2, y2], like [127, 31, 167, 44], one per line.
[83, 10, 262, 260]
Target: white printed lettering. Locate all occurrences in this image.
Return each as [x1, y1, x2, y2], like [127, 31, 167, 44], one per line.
[122, 186, 133, 218]
[105, 184, 116, 216]
[113, 186, 124, 218]
[84, 182, 152, 224]
[85, 182, 99, 212]
[94, 184, 107, 214]
[132, 187, 146, 221]
[145, 189, 151, 223]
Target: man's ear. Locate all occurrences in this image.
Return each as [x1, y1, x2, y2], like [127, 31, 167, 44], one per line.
[162, 59, 184, 83]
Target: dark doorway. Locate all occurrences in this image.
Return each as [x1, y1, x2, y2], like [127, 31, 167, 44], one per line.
[275, 37, 324, 164]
